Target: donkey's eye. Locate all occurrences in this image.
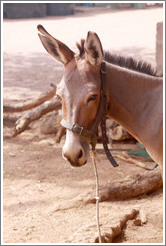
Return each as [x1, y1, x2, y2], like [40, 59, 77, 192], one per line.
[87, 94, 98, 103]
[56, 94, 62, 102]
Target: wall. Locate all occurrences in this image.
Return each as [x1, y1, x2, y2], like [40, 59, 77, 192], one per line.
[3, 3, 75, 19]
[156, 22, 163, 76]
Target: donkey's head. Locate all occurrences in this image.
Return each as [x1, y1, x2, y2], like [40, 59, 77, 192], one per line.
[38, 25, 104, 167]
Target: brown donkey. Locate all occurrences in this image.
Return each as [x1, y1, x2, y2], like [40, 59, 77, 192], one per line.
[37, 25, 163, 176]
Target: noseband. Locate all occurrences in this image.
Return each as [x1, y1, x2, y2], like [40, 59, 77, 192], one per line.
[61, 61, 118, 167]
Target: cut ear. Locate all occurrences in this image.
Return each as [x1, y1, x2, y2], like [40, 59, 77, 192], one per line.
[37, 25, 74, 65]
[84, 31, 104, 66]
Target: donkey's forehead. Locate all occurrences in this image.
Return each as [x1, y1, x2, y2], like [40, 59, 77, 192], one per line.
[58, 59, 100, 89]
[57, 74, 99, 96]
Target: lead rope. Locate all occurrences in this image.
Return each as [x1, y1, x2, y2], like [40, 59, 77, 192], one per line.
[90, 148, 102, 243]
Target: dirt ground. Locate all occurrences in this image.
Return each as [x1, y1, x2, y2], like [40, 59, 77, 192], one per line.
[3, 6, 164, 244]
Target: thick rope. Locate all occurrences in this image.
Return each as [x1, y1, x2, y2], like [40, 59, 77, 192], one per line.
[90, 149, 102, 243]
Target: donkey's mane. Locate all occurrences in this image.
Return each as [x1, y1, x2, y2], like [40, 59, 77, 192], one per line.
[104, 51, 158, 77]
[76, 40, 158, 77]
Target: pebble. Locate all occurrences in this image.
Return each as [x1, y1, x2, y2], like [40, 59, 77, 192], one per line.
[9, 152, 16, 157]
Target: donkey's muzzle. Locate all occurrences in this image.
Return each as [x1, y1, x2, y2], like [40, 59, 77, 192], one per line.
[62, 147, 87, 167]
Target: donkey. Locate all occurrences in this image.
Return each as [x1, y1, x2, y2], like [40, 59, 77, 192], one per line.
[37, 25, 163, 176]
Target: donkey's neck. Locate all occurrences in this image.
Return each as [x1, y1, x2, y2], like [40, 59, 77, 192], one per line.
[106, 62, 162, 144]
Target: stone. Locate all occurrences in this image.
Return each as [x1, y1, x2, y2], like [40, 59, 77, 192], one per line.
[156, 22, 163, 76]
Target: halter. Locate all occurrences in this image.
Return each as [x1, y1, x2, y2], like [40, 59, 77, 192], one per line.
[61, 61, 119, 167]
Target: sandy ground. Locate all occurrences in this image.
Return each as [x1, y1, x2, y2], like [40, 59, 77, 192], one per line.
[3, 6, 164, 244]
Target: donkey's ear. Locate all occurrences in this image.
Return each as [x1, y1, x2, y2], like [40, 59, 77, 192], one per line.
[37, 25, 74, 65]
[84, 31, 104, 66]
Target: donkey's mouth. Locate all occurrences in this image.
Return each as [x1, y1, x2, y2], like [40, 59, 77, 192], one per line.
[62, 151, 87, 167]
[68, 159, 87, 167]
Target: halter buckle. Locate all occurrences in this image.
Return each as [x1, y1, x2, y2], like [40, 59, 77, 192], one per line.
[72, 124, 84, 136]
[78, 126, 84, 136]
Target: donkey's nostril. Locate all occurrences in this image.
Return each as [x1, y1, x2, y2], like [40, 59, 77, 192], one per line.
[63, 152, 71, 162]
[63, 149, 83, 164]
[77, 149, 83, 160]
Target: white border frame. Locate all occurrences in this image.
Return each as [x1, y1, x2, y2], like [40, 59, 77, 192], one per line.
[1, 1, 165, 245]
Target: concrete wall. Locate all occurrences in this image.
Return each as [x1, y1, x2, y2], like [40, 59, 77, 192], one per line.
[156, 22, 163, 76]
[47, 3, 75, 16]
[3, 3, 47, 18]
[3, 3, 75, 19]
